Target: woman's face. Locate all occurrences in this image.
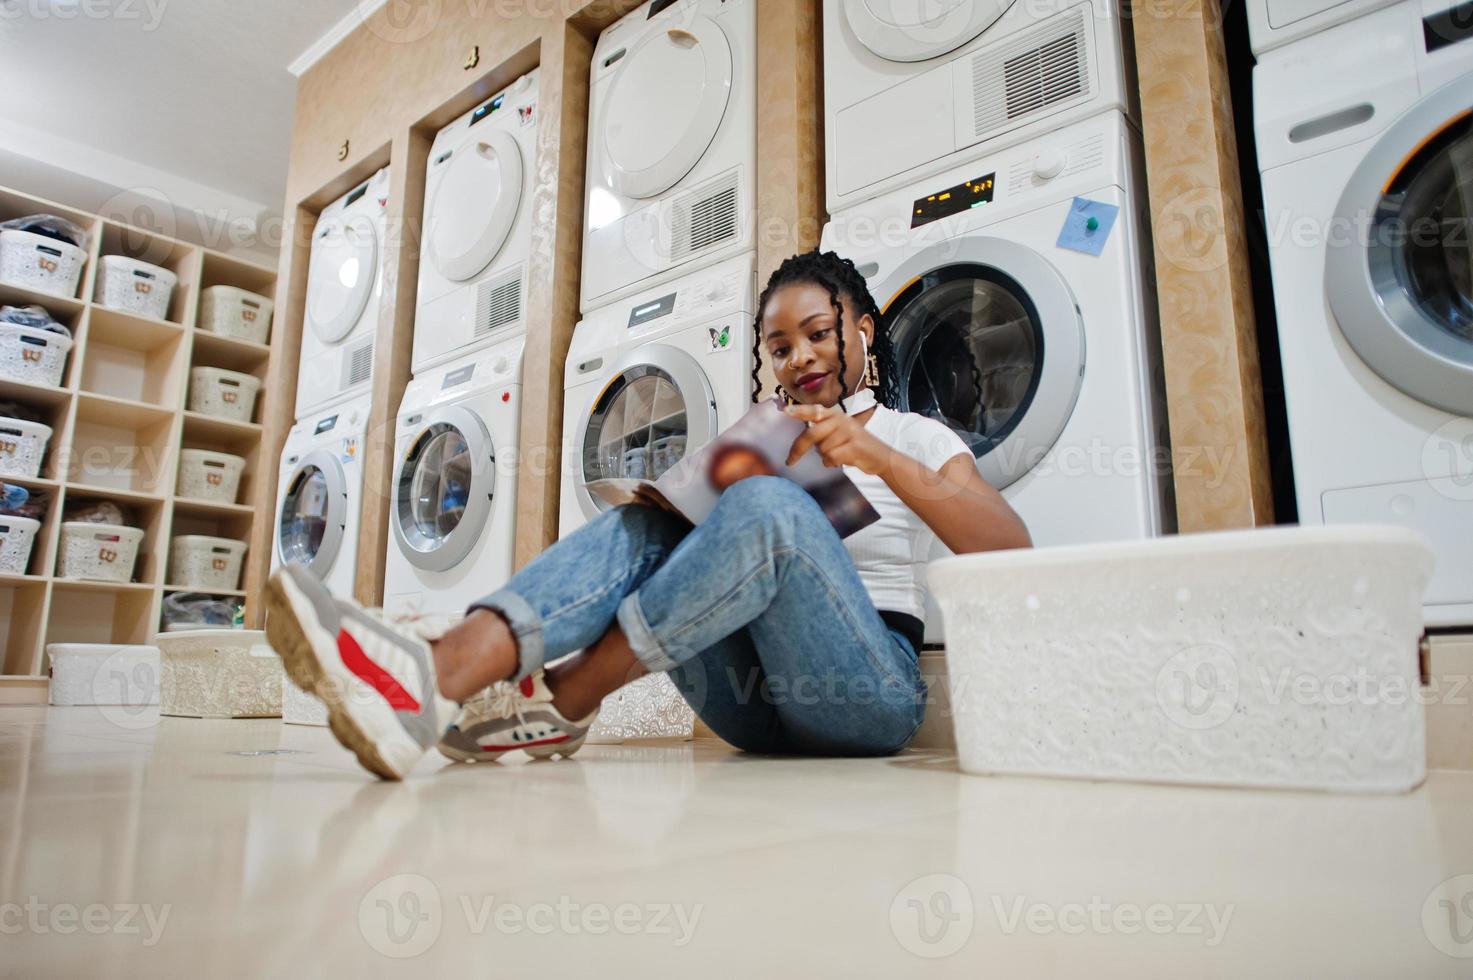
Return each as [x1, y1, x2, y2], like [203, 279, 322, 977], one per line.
[760, 282, 874, 407]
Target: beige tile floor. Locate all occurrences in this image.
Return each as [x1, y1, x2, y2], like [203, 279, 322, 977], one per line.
[3, 705, 1473, 978]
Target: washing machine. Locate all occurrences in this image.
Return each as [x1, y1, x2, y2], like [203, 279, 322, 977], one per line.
[824, 110, 1171, 641]
[1254, 0, 1473, 626]
[297, 168, 390, 419]
[271, 391, 372, 598]
[414, 71, 538, 374]
[580, 0, 755, 314]
[822, 0, 1137, 215]
[560, 250, 755, 535]
[382, 336, 524, 621]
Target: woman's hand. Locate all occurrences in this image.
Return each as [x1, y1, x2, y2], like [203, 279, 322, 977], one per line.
[784, 403, 892, 475]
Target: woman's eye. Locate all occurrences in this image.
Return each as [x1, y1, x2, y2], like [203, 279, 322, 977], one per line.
[810, 328, 831, 342]
[770, 348, 788, 359]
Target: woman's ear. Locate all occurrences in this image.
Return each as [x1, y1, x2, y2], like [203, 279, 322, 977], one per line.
[858, 312, 875, 348]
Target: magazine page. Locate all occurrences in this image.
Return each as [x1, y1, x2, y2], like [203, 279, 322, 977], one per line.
[650, 396, 880, 538]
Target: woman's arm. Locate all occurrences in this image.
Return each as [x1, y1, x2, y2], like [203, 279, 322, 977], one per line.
[878, 450, 1031, 554]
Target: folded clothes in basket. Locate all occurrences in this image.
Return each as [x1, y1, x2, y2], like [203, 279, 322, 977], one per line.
[62, 499, 133, 526]
[0, 304, 70, 336]
[0, 214, 87, 249]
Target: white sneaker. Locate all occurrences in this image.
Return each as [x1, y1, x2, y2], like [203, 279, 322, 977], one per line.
[265, 563, 458, 780]
[438, 672, 598, 762]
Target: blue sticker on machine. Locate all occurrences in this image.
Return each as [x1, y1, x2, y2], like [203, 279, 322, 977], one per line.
[1056, 197, 1120, 256]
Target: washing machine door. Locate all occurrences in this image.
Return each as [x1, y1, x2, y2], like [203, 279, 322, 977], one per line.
[277, 450, 348, 576]
[600, 14, 733, 200]
[428, 130, 524, 282]
[878, 236, 1084, 490]
[392, 406, 497, 573]
[844, 0, 1015, 62]
[306, 212, 379, 345]
[576, 344, 718, 523]
[1325, 80, 1473, 417]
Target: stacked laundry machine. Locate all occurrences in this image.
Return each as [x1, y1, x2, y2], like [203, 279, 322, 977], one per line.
[821, 0, 1173, 641]
[1249, 0, 1473, 626]
[561, 0, 759, 737]
[381, 70, 540, 622]
[273, 167, 391, 603]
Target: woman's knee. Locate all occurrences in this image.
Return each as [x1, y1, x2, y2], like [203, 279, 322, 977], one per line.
[710, 477, 824, 543]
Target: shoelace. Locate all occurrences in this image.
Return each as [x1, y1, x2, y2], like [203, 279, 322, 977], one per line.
[462, 680, 529, 729]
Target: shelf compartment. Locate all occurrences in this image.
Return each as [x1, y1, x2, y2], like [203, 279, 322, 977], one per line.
[190, 330, 271, 375]
[56, 488, 166, 586]
[94, 222, 197, 325]
[45, 582, 156, 653]
[0, 578, 48, 674]
[0, 376, 71, 410]
[169, 497, 253, 544]
[181, 410, 260, 444]
[198, 250, 276, 301]
[63, 395, 176, 494]
[78, 307, 187, 408]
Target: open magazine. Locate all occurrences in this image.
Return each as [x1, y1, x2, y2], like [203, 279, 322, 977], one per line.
[584, 396, 881, 539]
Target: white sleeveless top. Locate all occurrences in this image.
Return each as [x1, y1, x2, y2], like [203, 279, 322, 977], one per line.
[837, 386, 973, 621]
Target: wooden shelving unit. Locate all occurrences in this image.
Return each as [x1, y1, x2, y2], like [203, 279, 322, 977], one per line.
[0, 185, 276, 688]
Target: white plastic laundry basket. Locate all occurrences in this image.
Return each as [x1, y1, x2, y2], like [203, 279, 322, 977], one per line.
[0, 322, 72, 388]
[282, 678, 329, 726]
[170, 535, 246, 591]
[0, 417, 52, 478]
[57, 522, 143, 582]
[48, 643, 160, 707]
[94, 256, 177, 320]
[0, 515, 40, 575]
[198, 285, 273, 345]
[175, 448, 245, 504]
[927, 525, 1436, 794]
[0, 229, 85, 297]
[188, 367, 261, 423]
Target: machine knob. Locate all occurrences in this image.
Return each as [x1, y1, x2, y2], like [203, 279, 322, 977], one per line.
[704, 281, 725, 302]
[1032, 147, 1066, 180]
[492, 357, 509, 374]
[513, 74, 532, 93]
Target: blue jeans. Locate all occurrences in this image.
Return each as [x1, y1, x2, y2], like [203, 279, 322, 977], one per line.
[470, 476, 928, 756]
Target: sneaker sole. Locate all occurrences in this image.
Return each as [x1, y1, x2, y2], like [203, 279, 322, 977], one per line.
[437, 732, 589, 764]
[265, 569, 418, 781]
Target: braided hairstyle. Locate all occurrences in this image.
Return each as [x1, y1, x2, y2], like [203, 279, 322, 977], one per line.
[750, 249, 901, 413]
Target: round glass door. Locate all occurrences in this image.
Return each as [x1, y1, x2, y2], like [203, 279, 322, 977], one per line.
[393, 407, 496, 573]
[306, 213, 378, 345]
[428, 130, 523, 282]
[844, 0, 1015, 62]
[878, 239, 1084, 490]
[601, 14, 732, 199]
[1327, 81, 1473, 416]
[277, 450, 347, 575]
[577, 345, 718, 521]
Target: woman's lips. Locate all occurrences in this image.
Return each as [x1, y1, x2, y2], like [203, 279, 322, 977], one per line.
[796, 372, 828, 392]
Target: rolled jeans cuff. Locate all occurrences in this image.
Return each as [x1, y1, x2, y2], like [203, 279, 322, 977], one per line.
[615, 592, 682, 674]
[466, 589, 543, 684]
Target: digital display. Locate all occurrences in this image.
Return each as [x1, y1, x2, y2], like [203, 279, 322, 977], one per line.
[911, 172, 996, 228]
[470, 95, 505, 127]
[344, 182, 368, 208]
[628, 292, 676, 329]
[649, 0, 680, 19]
[314, 415, 338, 435]
[442, 364, 475, 389]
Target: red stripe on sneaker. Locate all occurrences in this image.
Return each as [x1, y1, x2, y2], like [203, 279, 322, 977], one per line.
[519, 675, 535, 698]
[338, 629, 421, 712]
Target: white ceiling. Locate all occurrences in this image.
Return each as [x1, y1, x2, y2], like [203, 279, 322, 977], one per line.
[0, 0, 368, 257]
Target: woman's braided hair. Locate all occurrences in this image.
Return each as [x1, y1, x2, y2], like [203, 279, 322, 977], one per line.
[750, 249, 900, 413]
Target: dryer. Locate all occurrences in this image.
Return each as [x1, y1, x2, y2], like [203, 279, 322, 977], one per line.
[414, 71, 538, 374]
[1254, 0, 1473, 626]
[825, 110, 1171, 641]
[383, 337, 523, 621]
[560, 251, 755, 535]
[580, 0, 755, 313]
[271, 391, 372, 598]
[297, 169, 390, 419]
[822, 0, 1136, 214]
